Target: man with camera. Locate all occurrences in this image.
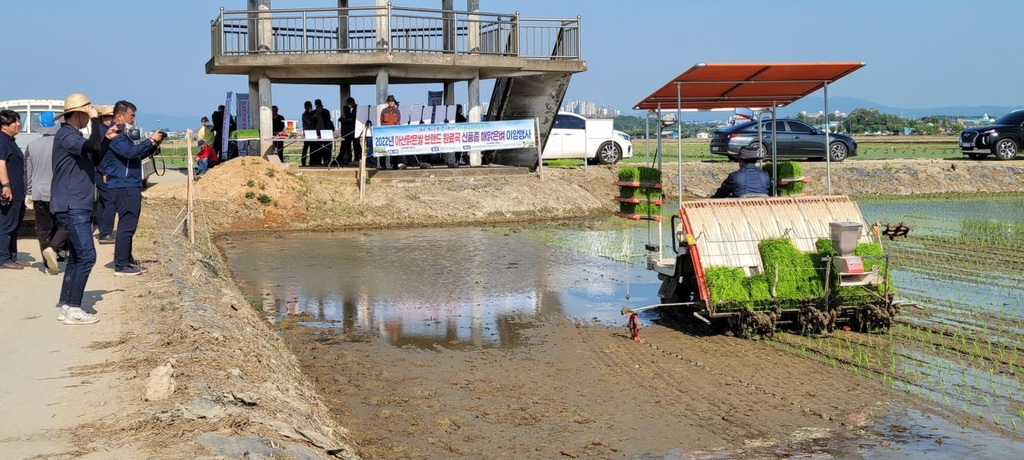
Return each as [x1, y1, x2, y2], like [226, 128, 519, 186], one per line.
[104, 100, 163, 276]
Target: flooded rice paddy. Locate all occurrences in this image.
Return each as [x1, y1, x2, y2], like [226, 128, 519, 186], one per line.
[222, 194, 1024, 458]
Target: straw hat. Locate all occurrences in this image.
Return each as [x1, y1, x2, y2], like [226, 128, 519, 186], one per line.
[97, 105, 114, 117]
[53, 93, 92, 120]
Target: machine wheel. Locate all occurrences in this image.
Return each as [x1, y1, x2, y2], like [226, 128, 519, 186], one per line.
[993, 138, 1018, 160]
[597, 142, 622, 165]
[967, 152, 989, 160]
[828, 142, 849, 162]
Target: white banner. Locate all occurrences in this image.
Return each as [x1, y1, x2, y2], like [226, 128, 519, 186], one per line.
[220, 92, 233, 159]
[372, 119, 536, 157]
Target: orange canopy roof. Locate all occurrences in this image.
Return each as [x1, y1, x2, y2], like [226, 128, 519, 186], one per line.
[633, 62, 865, 111]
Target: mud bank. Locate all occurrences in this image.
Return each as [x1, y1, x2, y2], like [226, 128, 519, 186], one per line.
[104, 156, 1021, 458]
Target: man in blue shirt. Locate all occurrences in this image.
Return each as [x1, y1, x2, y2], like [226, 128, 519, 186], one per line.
[50, 93, 118, 325]
[94, 105, 117, 244]
[0, 110, 26, 270]
[104, 100, 163, 277]
[712, 145, 771, 198]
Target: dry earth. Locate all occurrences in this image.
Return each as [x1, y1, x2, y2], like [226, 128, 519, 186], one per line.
[8, 156, 1020, 459]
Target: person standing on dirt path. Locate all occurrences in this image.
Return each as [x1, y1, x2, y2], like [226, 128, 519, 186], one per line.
[94, 105, 118, 245]
[211, 105, 225, 161]
[50, 93, 119, 325]
[312, 99, 335, 166]
[0, 110, 27, 270]
[711, 145, 770, 198]
[105, 101, 163, 277]
[24, 111, 66, 275]
[198, 116, 215, 148]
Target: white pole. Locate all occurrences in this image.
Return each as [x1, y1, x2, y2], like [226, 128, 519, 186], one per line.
[824, 82, 832, 196]
[186, 129, 195, 245]
[535, 117, 543, 180]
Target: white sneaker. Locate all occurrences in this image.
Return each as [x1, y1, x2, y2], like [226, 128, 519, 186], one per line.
[42, 247, 60, 275]
[63, 307, 99, 325]
[57, 304, 70, 322]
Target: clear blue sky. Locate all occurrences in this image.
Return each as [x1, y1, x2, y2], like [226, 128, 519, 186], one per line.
[5, 0, 1022, 127]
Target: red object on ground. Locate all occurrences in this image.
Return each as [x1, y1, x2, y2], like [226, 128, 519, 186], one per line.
[627, 313, 641, 341]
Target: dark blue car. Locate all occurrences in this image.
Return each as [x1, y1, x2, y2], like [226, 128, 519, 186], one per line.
[709, 119, 857, 162]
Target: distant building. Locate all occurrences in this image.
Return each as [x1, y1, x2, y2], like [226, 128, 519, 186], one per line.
[957, 113, 995, 126]
[561, 100, 619, 118]
[694, 132, 710, 139]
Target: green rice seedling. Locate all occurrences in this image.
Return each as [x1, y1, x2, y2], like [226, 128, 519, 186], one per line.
[617, 166, 640, 183]
[762, 162, 805, 195]
[759, 238, 824, 300]
[1012, 420, 1017, 430]
[634, 201, 662, 216]
[619, 186, 638, 198]
[704, 266, 750, 303]
[637, 166, 662, 185]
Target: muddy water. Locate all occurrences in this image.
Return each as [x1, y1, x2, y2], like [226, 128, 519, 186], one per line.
[220, 223, 665, 350]
[222, 196, 1024, 458]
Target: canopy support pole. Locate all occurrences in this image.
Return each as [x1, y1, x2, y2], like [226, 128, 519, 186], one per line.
[676, 82, 683, 206]
[824, 81, 832, 195]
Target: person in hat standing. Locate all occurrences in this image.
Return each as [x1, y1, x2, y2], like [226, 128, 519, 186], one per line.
[24, 111, 66, 274]
[104, 100, 163, 277]
[711, 145, 771, 198]
[0, 110, 27, 270]
[380, 95, 427, 170]
[50, 93, 119, 324]
[94, 105, 118, 244]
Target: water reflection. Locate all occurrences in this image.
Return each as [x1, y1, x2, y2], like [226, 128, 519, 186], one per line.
[222, 227, 663, 350]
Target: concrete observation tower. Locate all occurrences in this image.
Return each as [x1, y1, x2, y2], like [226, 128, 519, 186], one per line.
[205, 0, 586, 167]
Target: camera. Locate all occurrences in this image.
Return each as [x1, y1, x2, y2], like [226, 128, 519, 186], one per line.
[117, 123, 142, 141]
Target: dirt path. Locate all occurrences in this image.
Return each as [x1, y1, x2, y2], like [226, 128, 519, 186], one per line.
[0, 236, 137, 459]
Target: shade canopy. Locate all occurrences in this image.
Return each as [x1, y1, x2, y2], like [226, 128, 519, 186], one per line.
[633, 62, 866, 111]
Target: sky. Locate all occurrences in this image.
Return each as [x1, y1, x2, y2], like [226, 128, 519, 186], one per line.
[4, 0, 1024, 129]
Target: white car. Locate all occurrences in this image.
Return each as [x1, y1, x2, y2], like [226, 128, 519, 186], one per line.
[543, 112, 632, 164]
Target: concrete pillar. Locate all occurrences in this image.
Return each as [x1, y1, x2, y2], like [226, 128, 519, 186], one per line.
[375, 0, 390, 51]
[468, 71, 481, 166]
[248, 78, 259, 130]
[467, 0, 480, 53]
[340, 84, 352, 107]
[258, 75, 277, 163]
[443, 81, 456, 105]
[248, 0, 272, 52]
[337, 0, 349, 52]
[442, 0, 455, 53]
[376, 68, 389, 105]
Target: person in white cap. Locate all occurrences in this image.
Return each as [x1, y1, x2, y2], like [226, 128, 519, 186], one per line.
[49, 93, 119, 325]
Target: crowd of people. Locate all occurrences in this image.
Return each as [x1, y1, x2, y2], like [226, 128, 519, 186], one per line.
[0, 93, 164, 325]
[199, 97, 471, 170]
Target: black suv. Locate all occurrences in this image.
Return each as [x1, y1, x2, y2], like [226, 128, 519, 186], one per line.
[960, 109, 1024, 160]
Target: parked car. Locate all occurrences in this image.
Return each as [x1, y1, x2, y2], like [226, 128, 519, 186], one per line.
[709, 119, 857, 162]
[959, 109, 1024, 160]
[543, 112, 633, 164]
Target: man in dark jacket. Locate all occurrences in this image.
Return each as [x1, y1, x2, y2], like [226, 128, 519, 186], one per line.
[272, 105, 285, 162]
[211, 105, 225, 160]
[50, 93, 118, 324]
[104, 101, 163, 276]
[0, 110, 26, 270]
[711, 145, 771, 198]
[300, 101, 314, 166]
[338, 97, 360, 165]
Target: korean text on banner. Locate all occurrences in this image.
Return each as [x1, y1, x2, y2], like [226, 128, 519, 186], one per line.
[371, 119, 536, 157]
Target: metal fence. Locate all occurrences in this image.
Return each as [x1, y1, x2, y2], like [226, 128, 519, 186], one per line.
[210, 5, 581, 60]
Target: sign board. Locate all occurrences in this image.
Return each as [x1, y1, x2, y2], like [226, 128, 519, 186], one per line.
[372, 119, 536, 157]
[235, 93, 250, 156]
[427, 91, 443, 107]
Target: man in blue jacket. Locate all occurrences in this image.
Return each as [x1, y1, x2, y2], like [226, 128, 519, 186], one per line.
[104, 101, 164, 276]
[50, 93, 118, 325]
[711, 145, 771, 198]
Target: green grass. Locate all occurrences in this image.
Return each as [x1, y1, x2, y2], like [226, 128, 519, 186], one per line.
[759, 238, 825, 300]
[624, 138, 968, 164]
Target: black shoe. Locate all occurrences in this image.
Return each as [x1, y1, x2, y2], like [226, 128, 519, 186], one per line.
[98, 234, 115, 244]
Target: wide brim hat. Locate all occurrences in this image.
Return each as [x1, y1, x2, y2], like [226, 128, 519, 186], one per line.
[386, 95, 397, 102]
[53, 93, 92, 120]
[97, 105, 114, 117]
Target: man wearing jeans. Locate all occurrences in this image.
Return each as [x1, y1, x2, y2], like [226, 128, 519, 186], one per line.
[105, 100, 163, 276]
[50, 93, 117, 325]
[23, 111, 65, 274]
